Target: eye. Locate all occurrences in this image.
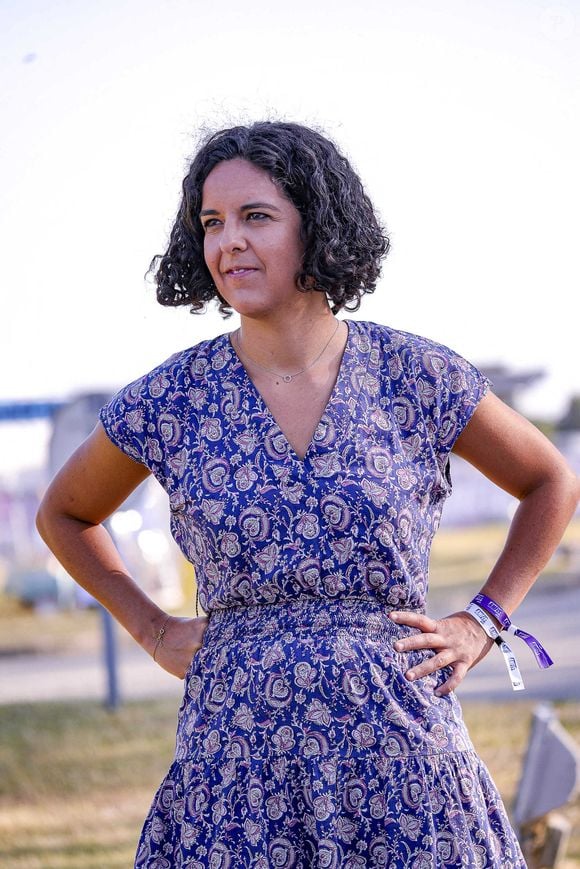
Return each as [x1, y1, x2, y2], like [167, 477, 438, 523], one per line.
[202, 218, 221, 231]
[246, 212, 269, 222]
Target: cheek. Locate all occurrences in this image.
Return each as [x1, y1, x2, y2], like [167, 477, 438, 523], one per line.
[289, 232, 306, 271]
[203, 238, 219, 276]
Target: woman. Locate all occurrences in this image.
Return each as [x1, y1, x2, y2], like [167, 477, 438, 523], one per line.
[37, 121, 579, 868]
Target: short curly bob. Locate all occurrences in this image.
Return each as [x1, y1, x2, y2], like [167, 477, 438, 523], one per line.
[147, 121, 390, 318]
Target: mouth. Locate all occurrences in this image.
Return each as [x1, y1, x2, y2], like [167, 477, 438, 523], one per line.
[223, 267, 258, 277]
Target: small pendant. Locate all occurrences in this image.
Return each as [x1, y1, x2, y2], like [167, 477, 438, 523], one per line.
[283, 374, 292, 383]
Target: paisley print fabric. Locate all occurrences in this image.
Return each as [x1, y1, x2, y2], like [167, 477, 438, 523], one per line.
[99, 320, 525, 868]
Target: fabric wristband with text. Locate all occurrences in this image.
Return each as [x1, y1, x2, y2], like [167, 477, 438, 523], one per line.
[471, 593, 554, 670]
[464, 601, 525, 691]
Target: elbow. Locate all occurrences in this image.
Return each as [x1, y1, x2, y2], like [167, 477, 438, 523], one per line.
[555, 467, 580, 515]
[573, 473, 580, 510]
[519, 465, 580, 519]
[36, 490, 62, 548]
[563, 461, 580, 505]
[35, 498, 51, 545]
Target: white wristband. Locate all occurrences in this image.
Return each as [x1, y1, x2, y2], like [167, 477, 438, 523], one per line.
[464, 602, 525, 691]
[464, 602, 501, 640]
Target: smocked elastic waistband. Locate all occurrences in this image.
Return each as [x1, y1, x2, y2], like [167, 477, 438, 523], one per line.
[203, 596, 423, 647]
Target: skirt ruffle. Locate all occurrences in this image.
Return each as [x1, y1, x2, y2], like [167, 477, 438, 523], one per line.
[135, 598, 525, 868]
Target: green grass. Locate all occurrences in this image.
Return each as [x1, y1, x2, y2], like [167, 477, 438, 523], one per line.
[0, 698, 579, 867]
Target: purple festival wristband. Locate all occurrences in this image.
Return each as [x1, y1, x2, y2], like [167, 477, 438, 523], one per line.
[471, 593, 554, 670]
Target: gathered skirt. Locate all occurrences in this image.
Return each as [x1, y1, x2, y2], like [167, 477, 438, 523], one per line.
[135, 596, 526, 868]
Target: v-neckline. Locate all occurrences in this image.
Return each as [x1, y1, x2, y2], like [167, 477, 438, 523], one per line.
[226, 319, 353, 464]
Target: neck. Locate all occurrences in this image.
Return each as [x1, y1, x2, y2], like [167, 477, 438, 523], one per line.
[236, 308, 340, 370]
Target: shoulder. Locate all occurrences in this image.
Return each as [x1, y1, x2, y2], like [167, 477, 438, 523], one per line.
[355, 319, 459, 359]
[98, 333, 230, 474]
[100, 332, 233, 435]
[110, 333, 231, 406]
[354, 319, 490, 438]
[354, 320, 482, 381]
[147, 332, 230, 382]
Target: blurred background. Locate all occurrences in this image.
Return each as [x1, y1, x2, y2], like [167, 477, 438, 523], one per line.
[1, 0, 579, 866]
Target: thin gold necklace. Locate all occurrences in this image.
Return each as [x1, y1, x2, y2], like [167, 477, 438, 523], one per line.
[234, 320, 341, 384]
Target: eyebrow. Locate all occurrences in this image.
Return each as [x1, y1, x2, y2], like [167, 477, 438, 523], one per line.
[200, 201, 282, 216]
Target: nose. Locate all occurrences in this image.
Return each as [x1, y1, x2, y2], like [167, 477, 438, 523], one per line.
[219, 218, 248, 254]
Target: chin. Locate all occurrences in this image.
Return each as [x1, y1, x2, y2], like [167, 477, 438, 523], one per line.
[219, 294, 275, 319]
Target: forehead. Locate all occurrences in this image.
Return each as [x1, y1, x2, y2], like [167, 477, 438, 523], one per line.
[201, 158, 285, 206]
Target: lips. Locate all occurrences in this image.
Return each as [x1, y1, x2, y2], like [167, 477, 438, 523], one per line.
[224, 267, 258, 276]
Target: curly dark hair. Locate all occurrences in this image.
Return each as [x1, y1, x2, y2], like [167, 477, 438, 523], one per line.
[147, 121, 390, 317]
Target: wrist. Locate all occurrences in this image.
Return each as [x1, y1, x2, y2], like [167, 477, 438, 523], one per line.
[151, 613, 172, 662]
[471, 592, 510, 631]
[463, 602, 502, 641]
[464, 591, 554, 687]
[138, 608, 170, 655]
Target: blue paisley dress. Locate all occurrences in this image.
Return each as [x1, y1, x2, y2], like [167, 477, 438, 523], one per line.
[99, 319, 526, 868]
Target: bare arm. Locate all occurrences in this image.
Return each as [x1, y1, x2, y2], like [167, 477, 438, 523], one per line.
[36, 423, 208, 677]
[389, 391, 580, 694]
[453, 391, 580, 611]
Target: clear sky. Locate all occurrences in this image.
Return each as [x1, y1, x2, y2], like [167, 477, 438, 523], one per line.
[1, 0, 579, 475]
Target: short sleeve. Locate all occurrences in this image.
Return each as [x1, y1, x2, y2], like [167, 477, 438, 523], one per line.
[407, 334, 492, 459]
[99, 370, 167, 486]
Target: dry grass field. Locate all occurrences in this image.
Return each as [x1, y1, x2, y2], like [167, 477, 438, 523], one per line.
[0, 698, 579, 867]
[1, 520, 579, 866]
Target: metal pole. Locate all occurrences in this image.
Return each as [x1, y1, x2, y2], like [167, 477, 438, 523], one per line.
[101, 604, 120, 710]
[101, 517, 121, 711]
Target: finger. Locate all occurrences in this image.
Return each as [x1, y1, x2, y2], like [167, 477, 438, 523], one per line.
[393, 633, 445, 652]
[389, 611, 438, 632]
[434, 662, 469, 696]
[405, 650, 455, 681]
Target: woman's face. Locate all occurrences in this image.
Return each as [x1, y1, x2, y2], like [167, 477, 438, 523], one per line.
[200, 158, 309, 319]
